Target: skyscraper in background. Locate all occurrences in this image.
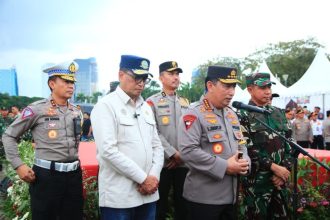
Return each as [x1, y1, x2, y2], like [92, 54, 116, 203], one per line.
[74, 57, 98, 101]
[0, 67, 19, 96]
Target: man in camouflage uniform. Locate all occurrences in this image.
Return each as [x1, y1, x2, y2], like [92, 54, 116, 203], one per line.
[179, 66, 250, 220]
[239, 73, 292, 220]
[146, 61, 189, 220]
[0, 107, 11, 171]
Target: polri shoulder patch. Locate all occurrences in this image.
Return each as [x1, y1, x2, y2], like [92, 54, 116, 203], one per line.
[146, 100, 154, 107]
[183, 114, 197, 130]
[21, 107, 34, 119]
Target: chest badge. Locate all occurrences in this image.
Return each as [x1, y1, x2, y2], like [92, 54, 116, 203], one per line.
[207, 119, 218, 124]
[212, 143, 223, 154]
[213, 134, 222, 139]
[162, 116, 170, 125]
[48, 130, 58, 139]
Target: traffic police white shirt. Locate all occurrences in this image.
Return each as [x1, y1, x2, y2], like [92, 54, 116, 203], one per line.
[91, 86, 164, 208]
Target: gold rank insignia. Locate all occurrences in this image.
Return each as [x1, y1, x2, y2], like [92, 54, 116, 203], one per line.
[202, 99, 212, 111]
[226, 112, 235, 119]
[212, 143, 223, 154]
[231, 120, 239, 125]
[207, 118, 218, 124]
[204, 114, 216, 118]
[162, 116, 170, 125]
[47, 107, 57, 116]
[48, 130, 57, 139]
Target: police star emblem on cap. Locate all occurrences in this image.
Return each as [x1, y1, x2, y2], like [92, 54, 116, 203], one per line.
[43, 60, 79, 82]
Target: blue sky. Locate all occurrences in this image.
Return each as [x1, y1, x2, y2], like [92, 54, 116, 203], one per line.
[1, 0, 330, 97]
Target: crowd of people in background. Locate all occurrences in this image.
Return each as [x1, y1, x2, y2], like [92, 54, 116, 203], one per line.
[286, 105, 330, 150]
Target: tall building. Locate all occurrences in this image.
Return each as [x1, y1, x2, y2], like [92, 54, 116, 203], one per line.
[0, 67, 19, 96]
[74, 57, 98, 101]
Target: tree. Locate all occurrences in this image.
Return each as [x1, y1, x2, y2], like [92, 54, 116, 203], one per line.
[141, 80, 161, 99]
[193, 38, 328, 88]
[0, 93, 43, 109]
[243, 38, 325, 86]
[91, 92, 103, 104]
[75, 93, 87, 103]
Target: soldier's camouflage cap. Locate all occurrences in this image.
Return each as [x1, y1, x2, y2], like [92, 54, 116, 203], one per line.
[43, 61, 78, 82]
[246, 72, 275, 87]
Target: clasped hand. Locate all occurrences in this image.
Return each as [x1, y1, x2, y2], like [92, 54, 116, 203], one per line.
[138, 175, 159, 195]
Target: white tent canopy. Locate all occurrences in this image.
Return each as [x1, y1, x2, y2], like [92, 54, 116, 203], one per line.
[232, 86, 249, 104]
[286, 49, 330, 96]
[273, 49, 330, 112]
[257, 61, 288, 96]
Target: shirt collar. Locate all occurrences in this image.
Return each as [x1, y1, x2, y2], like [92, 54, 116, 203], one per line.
[115, 86, 144, 106]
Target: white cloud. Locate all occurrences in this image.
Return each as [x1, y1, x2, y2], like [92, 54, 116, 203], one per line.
[1, 0, 330, 96]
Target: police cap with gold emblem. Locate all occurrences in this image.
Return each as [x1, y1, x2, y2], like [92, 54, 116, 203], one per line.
[246, 72, 275, 87]
[206, 66, 241, 84]
[43, 61, 79, 82]
[159, 61, 183, 74]
[120, 55, 153, 77]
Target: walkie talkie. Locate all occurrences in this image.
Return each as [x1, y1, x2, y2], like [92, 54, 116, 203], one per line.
[238, 152, 243, 159]
[73, 117, 82, 148]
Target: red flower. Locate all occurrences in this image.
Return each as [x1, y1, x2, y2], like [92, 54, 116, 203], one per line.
[309, 201, 318, 208]
[297, 207, 304, 213]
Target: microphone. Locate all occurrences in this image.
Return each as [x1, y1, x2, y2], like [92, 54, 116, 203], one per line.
[133, 113, 140, 118]
[232, 101, 271, 115]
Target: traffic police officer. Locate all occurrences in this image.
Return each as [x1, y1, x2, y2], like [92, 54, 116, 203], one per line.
[178, 66, 250, 220]
[2, 61, 83, 220]
[146, 61, 189, 220]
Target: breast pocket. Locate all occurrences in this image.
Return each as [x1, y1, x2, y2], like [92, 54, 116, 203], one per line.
[118, 117, 139, 141]
[43, 121, 63, 140]
[206, 130, 230, 158]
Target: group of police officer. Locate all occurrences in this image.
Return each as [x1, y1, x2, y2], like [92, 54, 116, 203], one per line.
[2, 55, 293, 220]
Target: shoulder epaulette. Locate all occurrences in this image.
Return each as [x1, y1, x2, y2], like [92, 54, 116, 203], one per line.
[30, 99, 47, 106]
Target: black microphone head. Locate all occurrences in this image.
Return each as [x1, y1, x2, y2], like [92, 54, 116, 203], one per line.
[232, 101, 242, 109]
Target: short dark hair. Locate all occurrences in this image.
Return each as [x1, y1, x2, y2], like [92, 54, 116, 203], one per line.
[83, 112, 90, 116]
[315, 106, 321, 110]
[48, 75, 59, 92]
[327, 110, 330, 117]
[204, 77, 219, 92]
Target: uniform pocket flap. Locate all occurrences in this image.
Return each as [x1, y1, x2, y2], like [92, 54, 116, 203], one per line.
[207, 131, 226, 143]
[119, 117, 135, 126]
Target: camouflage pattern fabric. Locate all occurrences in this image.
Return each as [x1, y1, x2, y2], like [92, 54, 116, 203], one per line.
[239, 101, 293, 220]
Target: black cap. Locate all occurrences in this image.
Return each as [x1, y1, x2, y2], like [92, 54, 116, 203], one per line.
[159, 61, 183, 74]
[206, 66, 241, 84]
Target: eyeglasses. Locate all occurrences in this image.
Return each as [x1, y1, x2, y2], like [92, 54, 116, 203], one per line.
[124, 71, 151, 84]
